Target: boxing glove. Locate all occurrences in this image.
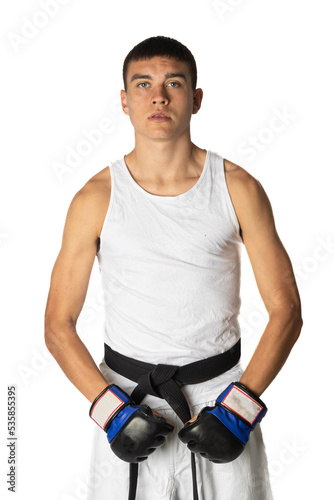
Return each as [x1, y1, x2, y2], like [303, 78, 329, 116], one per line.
[178, 381, 267, 463]
[89, 384, 174, 463]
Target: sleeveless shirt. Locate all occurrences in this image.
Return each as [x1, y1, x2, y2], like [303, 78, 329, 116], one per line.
[97, 150, 243, 366]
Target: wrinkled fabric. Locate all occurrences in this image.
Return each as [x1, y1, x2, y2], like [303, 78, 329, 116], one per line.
[96, 150, 243, 365]
[86, 362, 273, 500]
[88, 150, 274, 498]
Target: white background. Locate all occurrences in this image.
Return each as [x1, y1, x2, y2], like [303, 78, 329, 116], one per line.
[1, 0, 333, 499]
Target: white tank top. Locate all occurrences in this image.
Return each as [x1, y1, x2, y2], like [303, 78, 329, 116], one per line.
[97, 149, 243, 366]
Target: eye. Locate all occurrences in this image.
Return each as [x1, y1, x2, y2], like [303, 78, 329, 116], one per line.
[168, 81, 180, 87]
[138, 82, 149, 88]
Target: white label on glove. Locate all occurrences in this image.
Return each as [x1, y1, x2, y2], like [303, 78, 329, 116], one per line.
[90, 390, 124, 430]
[223, 386, 263, 425]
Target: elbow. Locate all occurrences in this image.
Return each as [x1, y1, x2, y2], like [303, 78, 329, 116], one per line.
[290, 298, 303, 339]
[270, 300, 303, 344]
[44, 314, 74, 355]
[292, 310, 303, 343]
[44, 317, 59, 355]
[285, 303, 303, 345]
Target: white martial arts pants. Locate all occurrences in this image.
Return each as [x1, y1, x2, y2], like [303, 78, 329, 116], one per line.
[86, 359, 274, 500]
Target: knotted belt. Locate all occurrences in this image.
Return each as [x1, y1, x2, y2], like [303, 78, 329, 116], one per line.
[104, 339, 241, 500]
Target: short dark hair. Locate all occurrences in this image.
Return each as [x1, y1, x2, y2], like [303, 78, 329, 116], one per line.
[122, 35, 197, 92]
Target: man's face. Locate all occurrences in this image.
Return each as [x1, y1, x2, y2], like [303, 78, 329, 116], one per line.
[120, 56, 203, 142]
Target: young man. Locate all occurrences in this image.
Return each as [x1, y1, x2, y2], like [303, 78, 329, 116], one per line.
[44, 36, 302, 499]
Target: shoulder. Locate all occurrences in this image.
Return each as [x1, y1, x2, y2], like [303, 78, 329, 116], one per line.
[224, 159, 264, 198]
[223, 158, 274, 234]
[79, 166, 111, 201]
[67, 166, 111, 238]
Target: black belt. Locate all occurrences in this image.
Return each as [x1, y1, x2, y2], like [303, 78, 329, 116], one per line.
[104, 339, 241, 500]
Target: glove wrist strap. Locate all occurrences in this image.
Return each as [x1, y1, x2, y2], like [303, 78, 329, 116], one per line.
[217, 381, 267, 427]
[89, 384, 130, 431]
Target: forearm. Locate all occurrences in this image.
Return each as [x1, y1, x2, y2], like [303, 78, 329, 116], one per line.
[45, 320, 109, 403]
[239, 308, 303, 397]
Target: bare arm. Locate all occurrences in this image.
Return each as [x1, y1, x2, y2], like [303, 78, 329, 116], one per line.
[44, 173, 110, 403]
[226, 160, 303, 397]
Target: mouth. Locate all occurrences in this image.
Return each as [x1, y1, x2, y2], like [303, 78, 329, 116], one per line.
[149, 112, 171, 122]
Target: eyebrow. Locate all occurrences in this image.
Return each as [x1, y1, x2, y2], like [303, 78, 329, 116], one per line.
[130, 72, 187, 83]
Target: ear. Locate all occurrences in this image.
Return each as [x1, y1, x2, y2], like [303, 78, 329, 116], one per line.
[192, 88, 204, 114]
[120, 89, 129, 116]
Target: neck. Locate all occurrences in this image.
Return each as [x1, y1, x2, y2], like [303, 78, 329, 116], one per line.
[124, 135, 205, 184]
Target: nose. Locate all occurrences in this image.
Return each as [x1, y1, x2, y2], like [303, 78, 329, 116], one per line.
[151, 85, 169, 106]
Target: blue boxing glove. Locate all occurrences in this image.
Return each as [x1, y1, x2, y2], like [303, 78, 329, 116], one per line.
[89, 384, 174, 463]
[178, 382, 267, 463]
